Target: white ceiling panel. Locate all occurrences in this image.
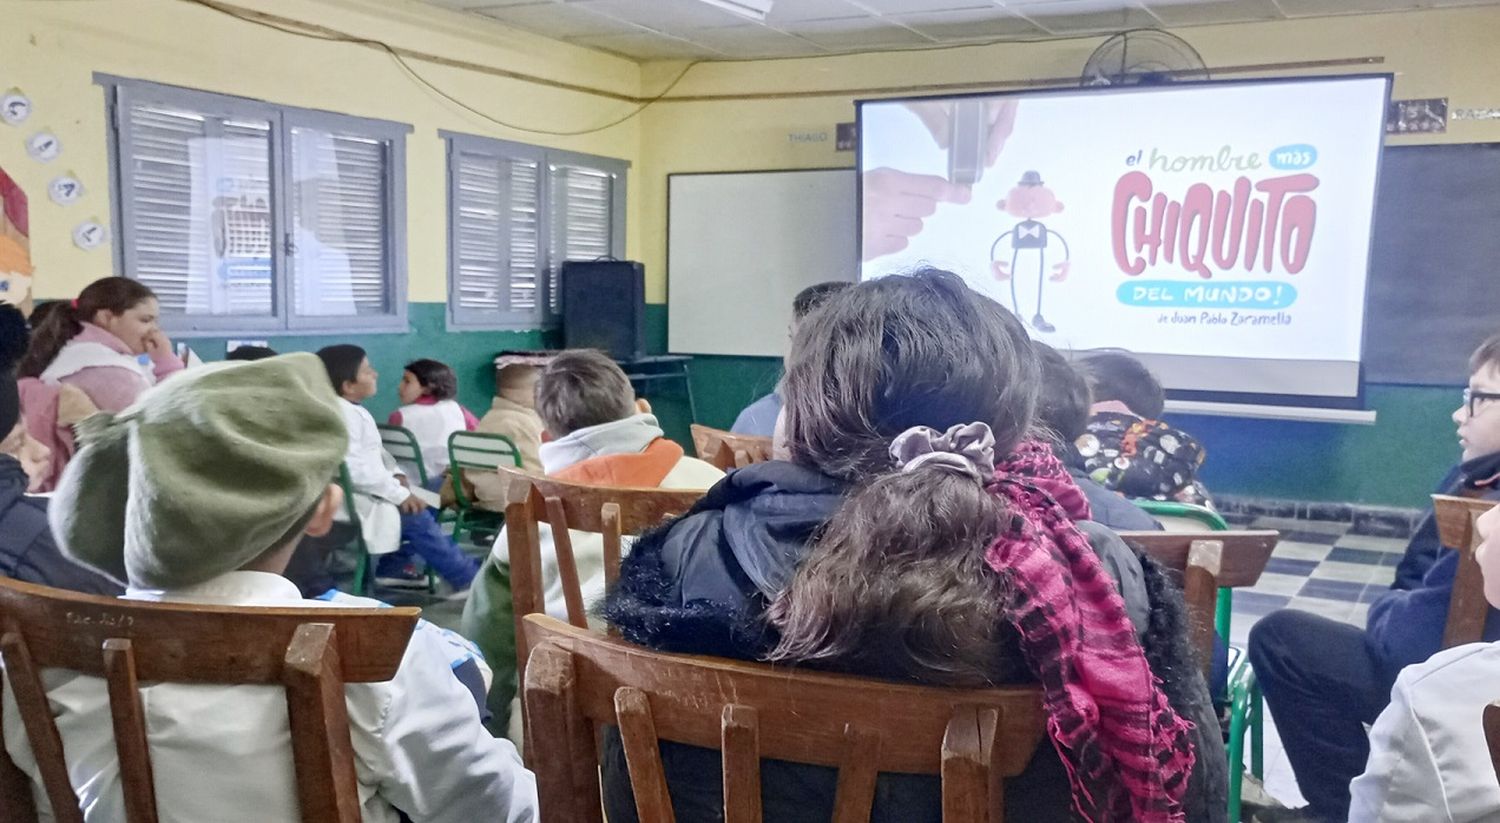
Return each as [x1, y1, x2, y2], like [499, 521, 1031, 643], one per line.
[420, 0, 1500, 60]
[784, 17, 937, 47]
[894, 7, 1049, 37]
[476, 2, 630, 39]
[1144, 0, 1280, 25]
[1015, 1, 1161, 33]
[569, 29, 728, 58]
[571, 0, 749, 34]
[855, 0, 999, 12]
[685, 24, 832, 57]
[764, 0, 874, 23]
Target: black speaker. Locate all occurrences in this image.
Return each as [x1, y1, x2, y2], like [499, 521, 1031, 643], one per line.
[561, 260, 646, 361]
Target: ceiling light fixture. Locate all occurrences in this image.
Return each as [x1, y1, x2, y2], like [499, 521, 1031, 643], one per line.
[697, 0, 774, 22]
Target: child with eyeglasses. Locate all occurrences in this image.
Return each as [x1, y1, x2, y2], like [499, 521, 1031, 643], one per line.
[1247, 331, 1500, 823]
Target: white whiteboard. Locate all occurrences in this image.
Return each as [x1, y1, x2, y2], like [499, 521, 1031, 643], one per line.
[668, 169, 857, 357]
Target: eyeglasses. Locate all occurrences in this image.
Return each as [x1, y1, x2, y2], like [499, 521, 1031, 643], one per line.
[1464, 388, 1500, 417]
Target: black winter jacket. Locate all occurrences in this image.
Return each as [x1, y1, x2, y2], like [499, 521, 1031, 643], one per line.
[0, 455, 122, 596]
[601, 461, 1226, 823]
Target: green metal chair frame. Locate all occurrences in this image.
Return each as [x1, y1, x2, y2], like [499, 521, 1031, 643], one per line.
[1132, 499, 1264, 822]
[447, 431, 522, 544]
[377, 424, 429, 488]
[336, 464, 373, 596]
[336, 463, 436, 596]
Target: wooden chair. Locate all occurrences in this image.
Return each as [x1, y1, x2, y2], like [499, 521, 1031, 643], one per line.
[1433, 494, 1499, 648]
[500, 466, 703, 689]
[0, 576, 419, 823]
[1117, 528, 1279, 822]
[689, 424, 774, 471]
[522, 614, 1046, 823]
[1117, 530, 1278, 678]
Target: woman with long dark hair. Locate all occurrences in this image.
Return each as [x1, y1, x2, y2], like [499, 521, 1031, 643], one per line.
[18, 277, 181, 412]
[603, 268, 1225, 822]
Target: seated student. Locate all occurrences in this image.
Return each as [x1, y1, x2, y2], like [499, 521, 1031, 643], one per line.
[477, 363, 543, 473]
[1249, 334, 1500, 823]
[316, 345, 479, 590]
[1034, 342, 1160, 531]
[731, 281, 852, 437]
[2, 353, 536, 822]
[0, 365, 121, 596]
[388, 358, 479, 488]
[461, 349, 723, 736]
[458, 363, 544, 514]
[1348, 502, 1500, 822]
[1077, 351, 1211, 507]
[17, 277, 183, 413]
[4, 305, 93, 493]
[1390, 332, 1500, 591]
[225, 344, 278, 362]
[604, 270, 1225, 823]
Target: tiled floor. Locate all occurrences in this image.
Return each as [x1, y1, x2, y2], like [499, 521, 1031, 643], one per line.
[1223, 514, 1410, 812]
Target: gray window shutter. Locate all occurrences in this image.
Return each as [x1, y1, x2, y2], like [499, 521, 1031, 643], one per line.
[288, 127, 393, 319]
[448, 139, 544, 328]
[102, 75, 410, 334]
[120, 100, 275, 319]
[547, 163, 617, 318]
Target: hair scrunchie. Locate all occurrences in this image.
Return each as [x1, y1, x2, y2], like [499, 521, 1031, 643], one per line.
[889, 421, 996, 481]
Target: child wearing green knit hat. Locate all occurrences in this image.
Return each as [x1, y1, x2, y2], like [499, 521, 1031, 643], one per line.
[5, 353, 536, 822]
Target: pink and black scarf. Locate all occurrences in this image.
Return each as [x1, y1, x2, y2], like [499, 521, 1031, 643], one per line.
[987, 440, 1197, 823]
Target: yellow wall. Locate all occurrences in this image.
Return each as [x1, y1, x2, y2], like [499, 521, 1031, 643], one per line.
[9, 1, 1500, 307]
[636, 5, 1500, 301]
[0, 0, 643, 301]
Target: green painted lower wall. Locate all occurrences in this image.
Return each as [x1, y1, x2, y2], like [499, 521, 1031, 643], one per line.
[193, 302, 1459, 509]
[643, 306, 1463, 509]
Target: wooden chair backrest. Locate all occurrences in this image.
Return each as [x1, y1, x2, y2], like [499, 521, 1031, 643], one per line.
[498, 465, 703, 685]
[689, 424, 774, 471]
[1117, 530, 1279, 680]
[1433, 494, 1499, 648]
[521, 614, 1046, 823]
[0, 577, 418, 823]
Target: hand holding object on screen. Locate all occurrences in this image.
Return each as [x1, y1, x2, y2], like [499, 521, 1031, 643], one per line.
[991, 260, 1011, 281]
[1051, 260, 1071, 282]
[906, 99, 1019, 168]
[862, 167, 971, 261]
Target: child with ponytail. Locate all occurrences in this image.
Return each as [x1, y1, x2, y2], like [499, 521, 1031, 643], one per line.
[18, 277, 181, 412]
[602, 268, 1225, 822]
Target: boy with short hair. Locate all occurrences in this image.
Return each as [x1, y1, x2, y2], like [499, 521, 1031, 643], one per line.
[317, 344, 479, 590]
[1248, 332, 1500, 823]
[461, 349, 724, 735]
[1076, 350, 1212, 507]
[1034, 343, 1159, 531]
[3, 354, 536, 822]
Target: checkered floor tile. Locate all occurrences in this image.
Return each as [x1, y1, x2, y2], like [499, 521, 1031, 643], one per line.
[1226, 516, 1409, 814]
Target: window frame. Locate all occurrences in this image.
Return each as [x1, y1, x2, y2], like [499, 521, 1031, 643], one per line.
[441, 131, 628, 332]
[97, 74, 412, 336]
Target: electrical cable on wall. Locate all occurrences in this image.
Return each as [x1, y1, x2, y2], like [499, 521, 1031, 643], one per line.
[177, 0, 699, 136]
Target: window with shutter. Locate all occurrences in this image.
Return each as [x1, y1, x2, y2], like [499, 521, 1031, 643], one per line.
[100, 75, 409, 334]
[547, 163, 616, 317]
[445, 133, 627, 330]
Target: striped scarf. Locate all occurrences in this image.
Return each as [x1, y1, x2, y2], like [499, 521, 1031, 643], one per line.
[987, 440, 1196, 822]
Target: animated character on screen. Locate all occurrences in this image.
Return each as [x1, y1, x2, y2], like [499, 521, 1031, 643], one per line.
[989, 170, 1069, 333]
